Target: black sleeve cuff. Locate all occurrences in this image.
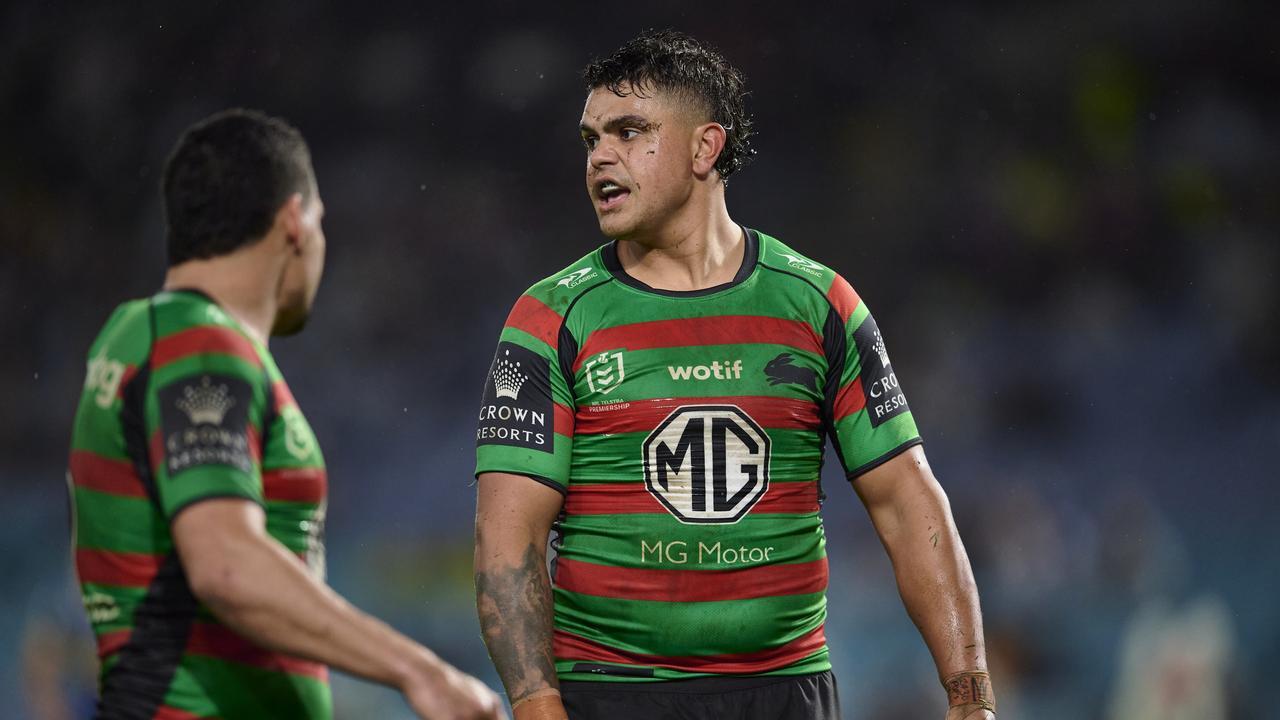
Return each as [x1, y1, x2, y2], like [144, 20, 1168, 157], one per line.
[845, 438, 924, 480]
[473, 471, 568, 496]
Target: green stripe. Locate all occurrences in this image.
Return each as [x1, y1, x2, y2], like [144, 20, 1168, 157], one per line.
[165, 654, 331, 719]
[74, 487, 168, 553]
[831, 410, 919, 471]
[555, 591, 826, 657]
[155, 464, 262, 517]
[265, 501, 320, 554]
[499, 325, 555, 356]
[69, 413, 130, 458]
[557, 514, 825, 570]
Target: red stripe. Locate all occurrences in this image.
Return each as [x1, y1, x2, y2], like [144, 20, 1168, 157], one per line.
[76, 548, 161, 587]
[152, 326, 261, 369]
[186, 621, 328, 681]
[152, 706, 208, 720]
[505, 295, 562, 347]
[97, 629, 131, 658]
[575, 316, 822, 372]
[554, 402, 574, 437]
[246, 425, 261, 465]
[576, 396, 820, 435]
[564, 482, 819, 516]
[833, 378, 866, 421]
[149, 431, 164, 478]
[556, 557, 827, 603]
[116, 364, 140, 399]
[69, 450, 146, 498]
[272, 380, 297, 411]
[827, 274, 861, 323]
[553, 624, 827, 674]
[262, 467, 327, 503]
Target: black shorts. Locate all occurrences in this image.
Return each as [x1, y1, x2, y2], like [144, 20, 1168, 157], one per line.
[560, 671, 840, 720]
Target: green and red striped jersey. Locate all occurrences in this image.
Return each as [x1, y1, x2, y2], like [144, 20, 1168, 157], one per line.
[475, 229, 921, 682]
[68, 289, 331, 719]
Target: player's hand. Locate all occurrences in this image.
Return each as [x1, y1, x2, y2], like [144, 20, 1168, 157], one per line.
[945, 707, 995, 720]
[402, 660, 507, 720]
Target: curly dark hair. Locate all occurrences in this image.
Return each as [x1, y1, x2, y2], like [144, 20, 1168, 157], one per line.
[583, 29, 756, 182]
[162, 108, 314, 266]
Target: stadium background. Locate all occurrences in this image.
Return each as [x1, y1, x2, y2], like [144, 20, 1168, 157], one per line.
[2, 2, 1276, 718]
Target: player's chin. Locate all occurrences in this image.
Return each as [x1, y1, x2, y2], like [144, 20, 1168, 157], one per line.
[271, 305, 311, 337]
[595, 213, 634, 239]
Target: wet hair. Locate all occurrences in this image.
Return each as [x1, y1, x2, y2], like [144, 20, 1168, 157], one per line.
[162, 108, 314, 266]
[583, 29, 756, 182]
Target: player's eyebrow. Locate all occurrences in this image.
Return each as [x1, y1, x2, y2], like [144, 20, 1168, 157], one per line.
[579, 114, 652, 135]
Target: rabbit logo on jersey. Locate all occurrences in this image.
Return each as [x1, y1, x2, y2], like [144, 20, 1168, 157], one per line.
[477, 342, 552, 452]
[643, 405, 771, 524]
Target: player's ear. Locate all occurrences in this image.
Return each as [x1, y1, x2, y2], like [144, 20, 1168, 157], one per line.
[277, 192, 307, 255]
[692, 122, 727, 179]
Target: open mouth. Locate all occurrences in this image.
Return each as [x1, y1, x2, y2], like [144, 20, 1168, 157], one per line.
[595, 179, 631, 211]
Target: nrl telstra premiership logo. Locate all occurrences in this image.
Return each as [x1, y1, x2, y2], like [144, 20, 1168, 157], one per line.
[585, 350, 625, 395]
[557, 267, 599, 288]
[778, 252, 824, 277]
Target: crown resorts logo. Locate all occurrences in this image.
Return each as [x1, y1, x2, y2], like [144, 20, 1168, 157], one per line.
[176, 376, 236, 425]
[492, 350, 528, 400]
[872, 329, 891, 368]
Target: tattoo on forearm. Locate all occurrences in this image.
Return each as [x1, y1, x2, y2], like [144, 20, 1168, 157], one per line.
[476, 543, 558, 703]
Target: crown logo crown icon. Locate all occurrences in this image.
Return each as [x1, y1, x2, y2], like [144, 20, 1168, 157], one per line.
[493, 350, 527, 400]
[176, 376, 236, 425]
[872, 330, 891, 368]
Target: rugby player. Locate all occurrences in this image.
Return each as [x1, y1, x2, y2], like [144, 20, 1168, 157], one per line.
[474, 31, 994, 720]
[68, 109, 504, 720]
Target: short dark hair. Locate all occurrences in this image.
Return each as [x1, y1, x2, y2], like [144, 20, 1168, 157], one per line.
[162, 108, 314, 266]
[583, 29, 755, 182]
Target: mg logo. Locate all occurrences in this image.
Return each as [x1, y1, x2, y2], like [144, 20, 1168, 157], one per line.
[642, 405, 771, 524]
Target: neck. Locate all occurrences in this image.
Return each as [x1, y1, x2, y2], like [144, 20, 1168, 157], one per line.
[163, 249, 281, 345]
[616, 187, 742, 292]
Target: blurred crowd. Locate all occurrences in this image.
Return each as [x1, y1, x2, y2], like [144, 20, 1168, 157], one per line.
[2, 2, 1276, 718]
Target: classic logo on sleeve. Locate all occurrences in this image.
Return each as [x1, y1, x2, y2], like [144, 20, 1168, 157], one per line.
[158, 374, 254, 476]
[852, 314, 910, 427]
[477, 342, 553, 452]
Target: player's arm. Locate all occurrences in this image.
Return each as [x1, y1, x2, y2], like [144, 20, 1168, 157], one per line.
[174, 498, 505, 720]
[852, 445, 995, 720]
[474, 472, 568, 720]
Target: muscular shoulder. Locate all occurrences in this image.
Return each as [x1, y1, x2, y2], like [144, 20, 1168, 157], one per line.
[149, 291, 266, 375]
[500, 246, 609, 349]
[519, 246, 609, 314]
[755, 231, 861, 323]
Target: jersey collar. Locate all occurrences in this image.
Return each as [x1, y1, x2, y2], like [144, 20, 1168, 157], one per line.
[601, 226, 760, 298]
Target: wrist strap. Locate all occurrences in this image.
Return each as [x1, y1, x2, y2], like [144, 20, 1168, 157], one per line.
[512, 691, 564, 720]
[942, 671, 996, 713]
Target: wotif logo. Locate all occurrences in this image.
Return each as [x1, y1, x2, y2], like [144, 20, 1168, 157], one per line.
[557, 267, 598, 289]
[667, 360, 743, 381]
